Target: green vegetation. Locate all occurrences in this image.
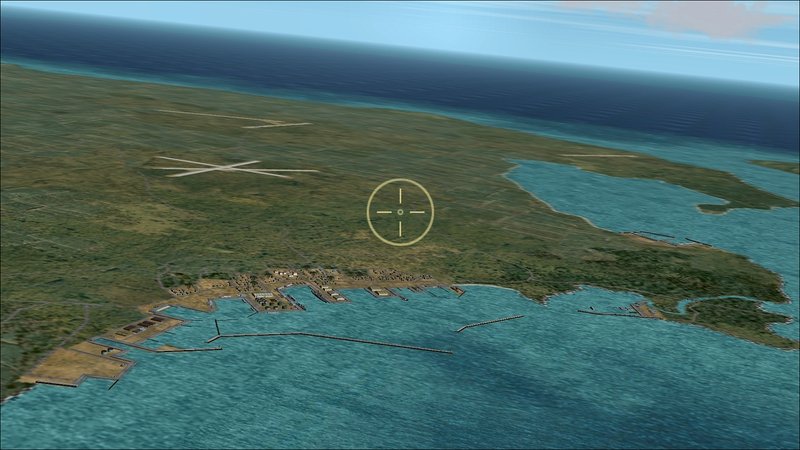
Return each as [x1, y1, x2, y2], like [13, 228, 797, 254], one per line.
[1, 64, 797, 398]
[342, 269, 369, 278]
[673, 299, 797, 349]
[750, 160, 800, 175]
[160, 272, 198, 289]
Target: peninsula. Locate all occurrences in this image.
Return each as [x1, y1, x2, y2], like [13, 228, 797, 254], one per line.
[750, 160, 800, 175]
[2, 64, 798, 398]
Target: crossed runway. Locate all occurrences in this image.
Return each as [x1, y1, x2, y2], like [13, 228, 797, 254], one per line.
[151, 156, 319, 178]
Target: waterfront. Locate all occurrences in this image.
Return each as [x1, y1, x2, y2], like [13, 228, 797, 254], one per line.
[1, 9, 798, 448]
[2, 285, 798, 449]
[507, 157, 800, 340]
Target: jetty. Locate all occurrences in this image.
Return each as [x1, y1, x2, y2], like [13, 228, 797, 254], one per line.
[35, 380, 79, 388]
[637, 230, 676, 239]
[104, 339, 222, 353]
[366, 286, 394, 298]
[277, 290, 306, 310]
[207, 332, 452, 354]
[630, 301, 664, 319]
[625, 231, 712, 248]
[449, 285, 466, 297]
[576, 310, 641, 318]
[388, 288, 409, 301]
[578, 301, 664, 320]
[685, 237, 712, 247]
[455, 315, 524, 333]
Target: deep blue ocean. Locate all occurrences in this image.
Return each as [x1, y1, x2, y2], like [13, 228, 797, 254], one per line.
[1, 8, 799, 155]
[1, 8, 799, 449]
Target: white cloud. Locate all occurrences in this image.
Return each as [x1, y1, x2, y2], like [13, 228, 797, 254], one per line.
[624, 43, 799, 63]
[647, 1, 795, 39]
[557, 1, 797, 39]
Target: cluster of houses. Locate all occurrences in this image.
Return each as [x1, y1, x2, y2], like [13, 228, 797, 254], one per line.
[320, 286, 346, 301]
[368, 287, 392, 297]
[119, 316, 165, 336]
[253, 292, 276, 308]
[274, 270, 299, 279]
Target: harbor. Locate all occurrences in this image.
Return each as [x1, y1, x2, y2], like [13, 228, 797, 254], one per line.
[17, 268, 463, 390]
[207, 331, 453, 354]
[455, 315, 524, 333]
[577, 301, 665, 320]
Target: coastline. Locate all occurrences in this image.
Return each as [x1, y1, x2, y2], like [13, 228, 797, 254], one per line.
[1, 61, 798, 400]
[502, 158, 797, 317]
[4, 276, 464, 397]
[3, 57, 798, 165]
[11, 278, 796, 403]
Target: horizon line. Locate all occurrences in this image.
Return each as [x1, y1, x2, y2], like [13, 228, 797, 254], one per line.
[2, 4, 799, 90]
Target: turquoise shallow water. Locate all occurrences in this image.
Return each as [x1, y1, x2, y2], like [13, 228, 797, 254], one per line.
[507, 158, 800, 340]
[1, 59, 798, 449]
[2, 286, 799, 449]
[2, 116, 799, 450]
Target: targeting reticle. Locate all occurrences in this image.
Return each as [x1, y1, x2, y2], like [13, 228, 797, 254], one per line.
[366, 178, 434, 246]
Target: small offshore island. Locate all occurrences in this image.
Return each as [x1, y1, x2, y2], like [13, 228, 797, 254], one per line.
[2, 64, 799, 398]
[751, 160, 800, 175]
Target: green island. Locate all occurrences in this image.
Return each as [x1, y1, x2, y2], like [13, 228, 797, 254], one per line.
[2, 64, 798, 398]
[750, 160, 800, 175]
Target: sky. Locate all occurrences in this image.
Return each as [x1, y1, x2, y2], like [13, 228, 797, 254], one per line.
[3, 1, 799, 86]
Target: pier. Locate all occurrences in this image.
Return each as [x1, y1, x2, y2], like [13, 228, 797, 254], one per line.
[455, 315, 524, 333]
[366, 286, 406, 300]
[578, 302, 663, 320]
[685, 237, 712, 247]
[35, 380, 78, 388]
[388, 288, 409, 301]
[577, 310, 641, 318]
[630, 301, 665, 319]
[157, 347, 224, 353]
[207, 332, 452, 354]
[311, 290, 334, 303]
[637, 230, 676, 239]
[449, 286, 466, 297]
[104, 339, 222, 353]
[625, 231, 712, 248]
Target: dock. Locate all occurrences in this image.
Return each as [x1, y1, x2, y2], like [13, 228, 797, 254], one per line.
[623, 231, 714, 249]
[241, 296, 257, 313]
[35, 380, 79, 388]
[630, 301, 665, 319]
[276, 289, 306, 310]
[449, 286, 466, 297]
[637, 230, 676, 239]
[578, 302, 664, 320]
[104, 339, 222, 353]
[576, 310, 641, 318]
[455, 315, 524, 333]
[388, 288, 409, 301]
[207, 332, 452, 354]
[366, 286, 407, 300]
[308, 284, 349, 303]
[157, 347, 224, 353]
[685, 237, 712, 247]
